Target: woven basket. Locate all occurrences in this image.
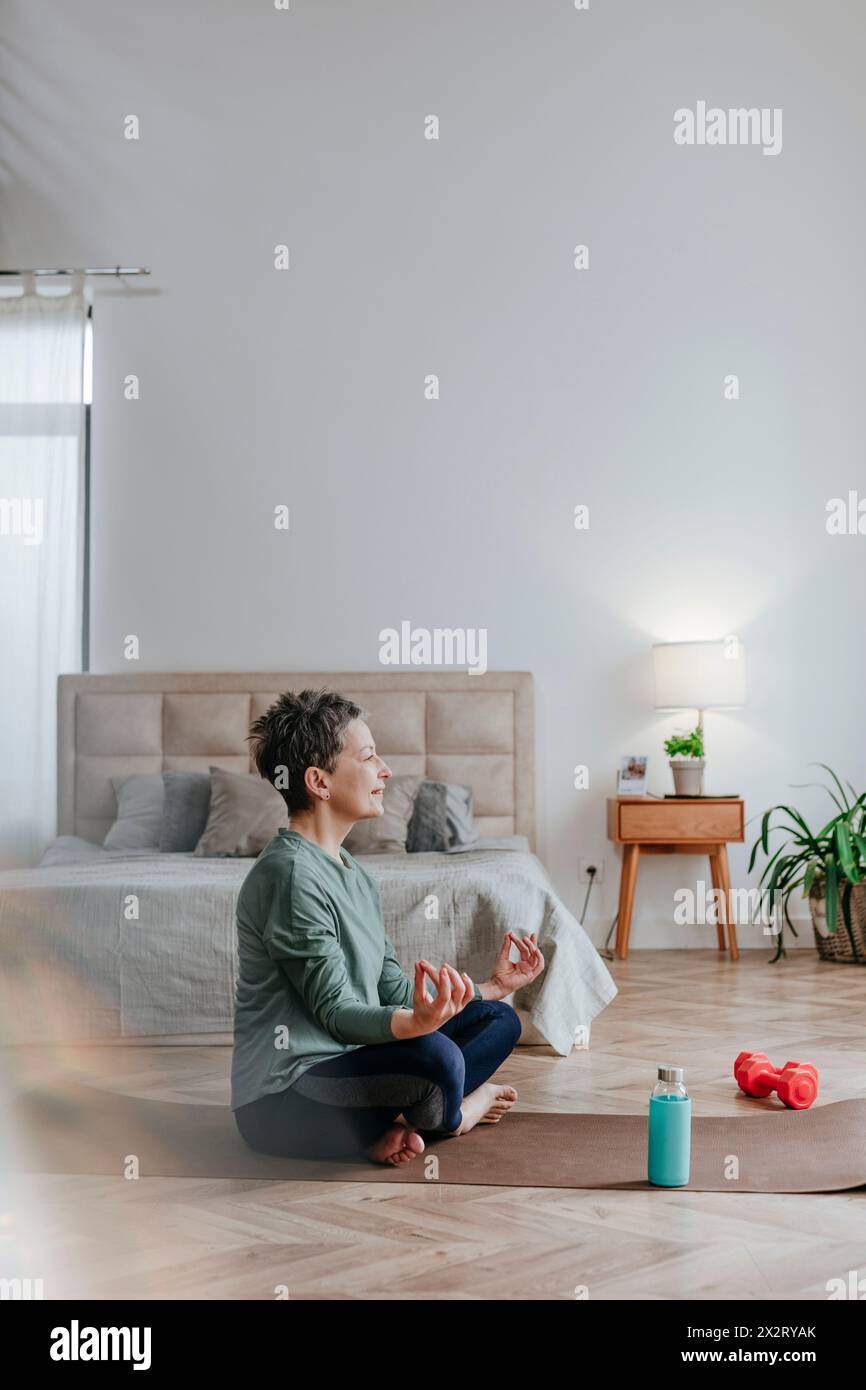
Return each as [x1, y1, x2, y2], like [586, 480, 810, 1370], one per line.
[809, 880, 866, 964]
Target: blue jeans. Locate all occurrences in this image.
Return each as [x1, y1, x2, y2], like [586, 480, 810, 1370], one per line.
[234, 999, 522, 1160]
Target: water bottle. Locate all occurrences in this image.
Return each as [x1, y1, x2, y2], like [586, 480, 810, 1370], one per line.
[648, 1064, 691, 1187]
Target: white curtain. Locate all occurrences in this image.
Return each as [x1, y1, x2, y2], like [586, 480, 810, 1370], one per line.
[0, 275, 88, 868]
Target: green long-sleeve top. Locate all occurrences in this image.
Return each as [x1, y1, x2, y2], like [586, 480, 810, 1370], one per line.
[230, 827, 481, 1110]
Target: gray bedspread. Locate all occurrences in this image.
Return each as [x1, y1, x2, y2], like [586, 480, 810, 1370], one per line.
[0, 837, 617, 1053]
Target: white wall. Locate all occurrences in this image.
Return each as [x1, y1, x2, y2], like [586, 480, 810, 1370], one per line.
[5, 0, 866, 943]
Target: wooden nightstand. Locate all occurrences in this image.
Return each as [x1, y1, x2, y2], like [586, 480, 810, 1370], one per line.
[606, 796, 745, 960]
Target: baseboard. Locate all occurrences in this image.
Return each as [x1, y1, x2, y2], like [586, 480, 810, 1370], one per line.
[581, 917, 815, 950]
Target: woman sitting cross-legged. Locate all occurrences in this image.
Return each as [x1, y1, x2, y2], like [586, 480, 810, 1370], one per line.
[231, 687, 545, 1166]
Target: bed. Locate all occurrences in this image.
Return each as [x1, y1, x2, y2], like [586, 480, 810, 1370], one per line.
[0, 671, 617, 1052]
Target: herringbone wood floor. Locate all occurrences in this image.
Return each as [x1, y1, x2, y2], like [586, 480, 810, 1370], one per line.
[5, 950, 865, 1300]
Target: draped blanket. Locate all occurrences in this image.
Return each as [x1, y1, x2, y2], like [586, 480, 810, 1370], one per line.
[0, 837, 617, 1052]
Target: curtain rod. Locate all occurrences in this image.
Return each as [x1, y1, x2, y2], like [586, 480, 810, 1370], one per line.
[0, 266, 151, 277]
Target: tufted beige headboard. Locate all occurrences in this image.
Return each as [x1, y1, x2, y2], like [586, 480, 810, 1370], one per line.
[58, 671, 535, 849]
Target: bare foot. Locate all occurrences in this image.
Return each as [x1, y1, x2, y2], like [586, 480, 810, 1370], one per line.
[479, 1084, 518, 1123]
[366, 1122, 425, 1166]
[448, 1081, 518, 1136]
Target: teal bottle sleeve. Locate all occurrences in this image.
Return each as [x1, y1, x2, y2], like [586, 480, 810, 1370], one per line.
[648, 1086, 691, 1188]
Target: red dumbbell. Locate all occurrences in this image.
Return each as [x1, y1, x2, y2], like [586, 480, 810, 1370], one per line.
[733, 1051, 819, 1109]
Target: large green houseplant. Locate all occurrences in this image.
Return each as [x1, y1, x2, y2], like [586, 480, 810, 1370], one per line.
[748, 766, 866, 964]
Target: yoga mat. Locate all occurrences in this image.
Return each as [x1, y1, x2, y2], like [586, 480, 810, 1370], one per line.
[5, 1081, 866, 1191]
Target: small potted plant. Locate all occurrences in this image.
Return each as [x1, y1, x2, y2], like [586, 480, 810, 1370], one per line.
[748, 765, 866, 965]
[664, 727, 705, 795]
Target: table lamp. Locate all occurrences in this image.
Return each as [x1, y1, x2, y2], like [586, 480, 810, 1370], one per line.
[652, 639, 746, 794]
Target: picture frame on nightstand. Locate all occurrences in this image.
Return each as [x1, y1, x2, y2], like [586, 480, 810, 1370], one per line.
[616, 754, 648, 795]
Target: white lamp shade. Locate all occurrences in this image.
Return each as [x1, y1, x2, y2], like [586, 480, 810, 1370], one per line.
[652, 640, 745, 710]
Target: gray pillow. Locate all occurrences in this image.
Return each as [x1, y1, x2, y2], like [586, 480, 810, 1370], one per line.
[406, 780, 478, 851]
[103, 773, 165, 851]
[446, 783, 478, 848]
[407, 780, 449, 852]
[344, 775, 422, 855]
[160, 771, 212, 852]
[194, 767, 289, 857]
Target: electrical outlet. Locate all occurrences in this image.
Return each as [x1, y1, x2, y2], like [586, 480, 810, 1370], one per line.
[579, 858, 605, 884]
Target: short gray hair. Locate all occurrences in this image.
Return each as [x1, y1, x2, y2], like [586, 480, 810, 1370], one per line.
[247, 687, 367, 814]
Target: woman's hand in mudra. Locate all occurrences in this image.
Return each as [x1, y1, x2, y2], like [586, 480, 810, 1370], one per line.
[489, 931, 544, 996]
[412, 960, 474, 1035]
